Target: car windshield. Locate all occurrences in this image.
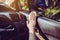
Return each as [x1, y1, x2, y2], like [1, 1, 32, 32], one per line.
[0, 0, 29, 11]
[0, 0, 60, 22]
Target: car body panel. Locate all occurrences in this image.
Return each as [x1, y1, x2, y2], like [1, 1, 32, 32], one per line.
[37, 17, 60, 40]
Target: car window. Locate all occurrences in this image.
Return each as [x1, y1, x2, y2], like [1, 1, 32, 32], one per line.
[0, 0, 29, 12]
[19, 0, 29, 11]
[36, 0, 60, 22]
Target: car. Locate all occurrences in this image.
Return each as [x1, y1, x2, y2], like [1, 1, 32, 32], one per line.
[0, 0, 60, 40]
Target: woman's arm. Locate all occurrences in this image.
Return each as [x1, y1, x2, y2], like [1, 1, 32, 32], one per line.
[26, 11, 37, 40]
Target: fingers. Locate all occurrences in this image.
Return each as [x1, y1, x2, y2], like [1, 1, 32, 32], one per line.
[26, 11, 37, 30]
[29, 11, 37, 21]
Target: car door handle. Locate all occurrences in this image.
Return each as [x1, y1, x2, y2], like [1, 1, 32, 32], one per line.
[0, 27, 15, 32]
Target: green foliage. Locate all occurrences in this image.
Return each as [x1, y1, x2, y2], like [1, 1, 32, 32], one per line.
[44, 7, 60, 18]
[19, 0, 29, 10]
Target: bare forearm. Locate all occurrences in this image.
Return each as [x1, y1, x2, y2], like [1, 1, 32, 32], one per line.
[29, 30, 36, 40]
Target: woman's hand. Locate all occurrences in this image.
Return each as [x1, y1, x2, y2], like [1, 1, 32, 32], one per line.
[26, 11, 37, 33]
[26, 11, 37, 40]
